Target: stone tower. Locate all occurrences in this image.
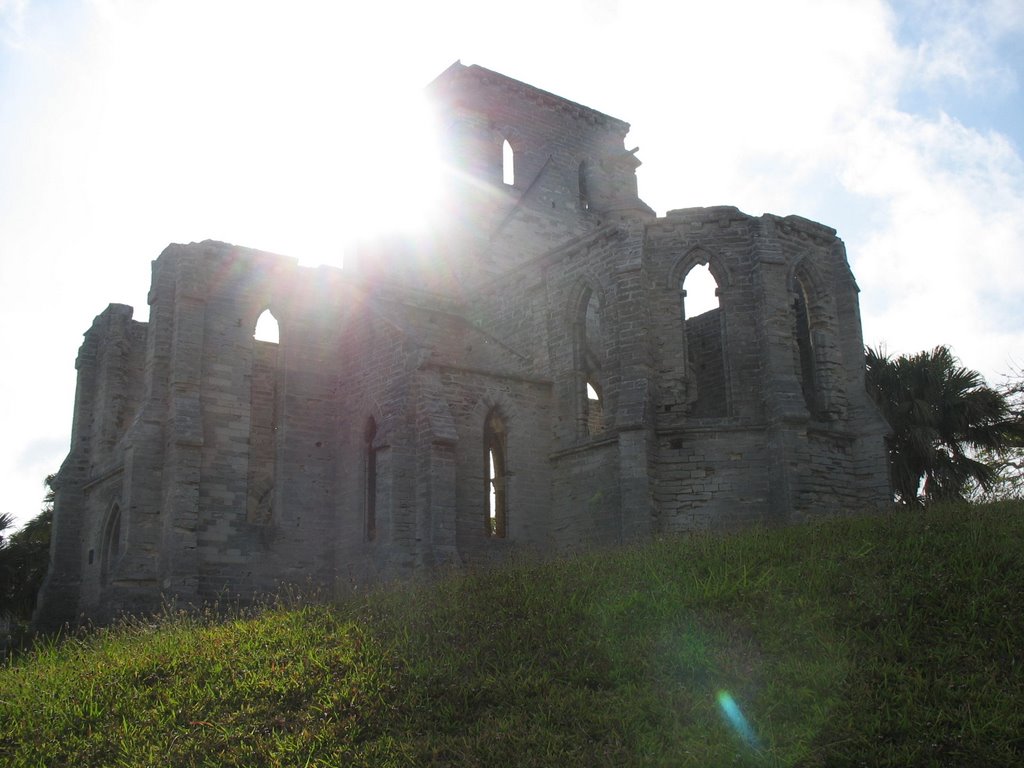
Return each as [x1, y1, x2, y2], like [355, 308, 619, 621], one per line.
[35, 63, 890, 629]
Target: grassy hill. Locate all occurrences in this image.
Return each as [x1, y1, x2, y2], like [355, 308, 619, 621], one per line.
[3, 503, 1024, 767]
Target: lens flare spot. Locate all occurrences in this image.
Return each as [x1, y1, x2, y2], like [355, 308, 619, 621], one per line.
[716, 690, 759, 748]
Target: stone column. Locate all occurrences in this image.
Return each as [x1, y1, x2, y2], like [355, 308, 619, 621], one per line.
[415, 370, 459, 568]
[159, 251, 207, 604]
[752, 217, 805, 524]
[611, 222, 656, 540]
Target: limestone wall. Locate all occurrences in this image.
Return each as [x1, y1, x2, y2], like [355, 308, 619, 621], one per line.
[36, 65, 890, 630]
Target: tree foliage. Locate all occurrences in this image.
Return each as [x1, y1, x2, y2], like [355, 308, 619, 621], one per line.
[865, 346, 1018, 504]
[971, 365, 1024, 501]
[0, 475, 54, 624]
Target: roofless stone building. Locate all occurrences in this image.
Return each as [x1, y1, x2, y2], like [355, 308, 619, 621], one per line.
[35, 63, 890, 628]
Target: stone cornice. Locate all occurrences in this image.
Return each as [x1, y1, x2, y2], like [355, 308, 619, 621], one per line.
[428, 61, 631, 135]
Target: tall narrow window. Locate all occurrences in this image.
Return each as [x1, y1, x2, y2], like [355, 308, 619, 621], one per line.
[586, 380, 604, 434]
[793, 278, 819, 415]
[682, 262, 727, 417]
[248, 308, 279, 524]
[578, 288, 606, 437]
[502, 139, 515, 186]
[365, 417, 377, 542]
[578, 160, 590, 211]
[484, 409, 507, 538]
[101, 503, 122, 585]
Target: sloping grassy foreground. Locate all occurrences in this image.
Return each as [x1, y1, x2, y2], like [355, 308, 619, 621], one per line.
[3, 503, 1024, 767]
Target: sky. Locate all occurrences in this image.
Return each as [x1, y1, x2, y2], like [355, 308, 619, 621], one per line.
[1, 0, 1022, 529]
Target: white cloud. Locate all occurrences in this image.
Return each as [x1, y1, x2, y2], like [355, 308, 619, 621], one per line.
[0, 0, 28, 48]
[899, 0, 1023, 94]
[836, 101, 1024, 375]
[626, 0, 905, 213]
[629, 0, 1024, 380]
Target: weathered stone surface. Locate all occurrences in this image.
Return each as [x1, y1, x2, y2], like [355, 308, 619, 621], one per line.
[34, 63, 890, 629]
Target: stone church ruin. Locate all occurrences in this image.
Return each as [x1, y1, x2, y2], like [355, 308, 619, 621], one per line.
[35, 63, 890, 628]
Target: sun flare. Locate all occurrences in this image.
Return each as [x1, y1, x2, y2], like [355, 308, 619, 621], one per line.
[338, 91, 445, 244]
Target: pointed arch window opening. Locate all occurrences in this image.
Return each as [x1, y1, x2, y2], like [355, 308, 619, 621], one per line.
[578, 160, 591, 211]
[681, 261, 728, 418]
[578, 289, 606, 437]
[484, 410, 507, 538]
[793, 279, 820, 416]
[248, 307, 281, 525]
[254, 308, 280, 344]
[502, 139, 515, 186]
[681, 263, 720, 318]
[101, 503, 122, 585]
[586, 379, 605, 435]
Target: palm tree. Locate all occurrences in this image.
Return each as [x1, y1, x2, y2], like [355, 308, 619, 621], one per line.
[865, 346, 1013, 504]
[972, 365, 1024, 501]
[0, 513, 13, 544]
[0, 512, 18, 627]
[0, 477, 54, 622]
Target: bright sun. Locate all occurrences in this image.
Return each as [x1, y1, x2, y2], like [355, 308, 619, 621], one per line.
[335, 91, 446, 248]
[77, 2, 451, 273]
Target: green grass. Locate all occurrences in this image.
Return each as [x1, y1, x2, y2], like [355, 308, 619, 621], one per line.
[3, 502, 1024, 766]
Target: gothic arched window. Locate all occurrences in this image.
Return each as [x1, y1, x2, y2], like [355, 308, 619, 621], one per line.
[502, 139, 515, 186]
[484, 409, 508, 538]
[101, 503, 122, 585]
[578, 160, 591, 211]
[254, 308, 280, 343]
[248, 307, 280, 524]
[793, 275, 821, 416]
[681, 262, 727, 417]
